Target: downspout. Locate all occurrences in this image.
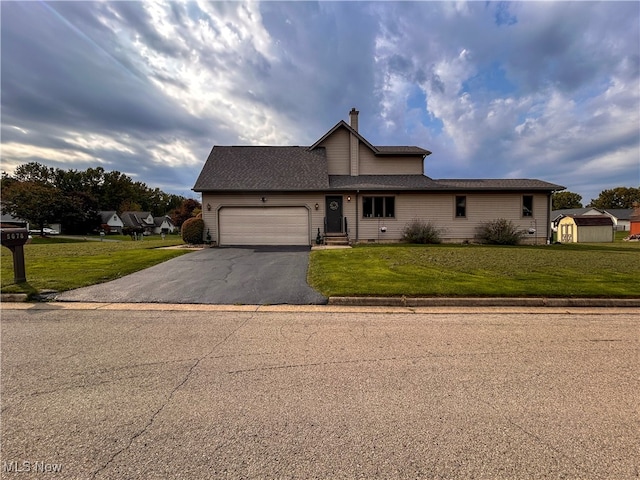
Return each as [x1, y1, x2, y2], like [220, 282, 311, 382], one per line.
[547, 192, 552, 244]
[355, 190, 359, 242]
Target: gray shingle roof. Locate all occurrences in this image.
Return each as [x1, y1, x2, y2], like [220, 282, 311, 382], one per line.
[435, 179, 565, 191]
[329, 175, 442, 190]
[193, 146, 329, 192]
[375, 146, 430, 155]
[570, 215, 614, 226]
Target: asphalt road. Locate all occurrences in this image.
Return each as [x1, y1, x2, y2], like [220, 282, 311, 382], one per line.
[1, 304, 638, 479]
[55, 246, 327, 305]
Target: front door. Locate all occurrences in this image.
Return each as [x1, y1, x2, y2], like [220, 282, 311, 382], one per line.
[325, 196, 343, 233]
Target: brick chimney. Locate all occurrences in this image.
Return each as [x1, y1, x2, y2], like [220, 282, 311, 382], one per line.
[349, 107, 359, 132]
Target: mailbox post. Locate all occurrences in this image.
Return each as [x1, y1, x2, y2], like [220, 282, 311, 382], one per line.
[0, 228, 29, 283]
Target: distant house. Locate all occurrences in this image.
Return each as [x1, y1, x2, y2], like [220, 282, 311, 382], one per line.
[121, 211, 155, 234]
[1, 213, 28, 229]
[630, 204, 640, 235]
[552, 208, 633, 232]
[153, 215, 176, 234]
[98, 211, 124, 234]
[194, 108, 564, 246]
[557, 215, 614, 243]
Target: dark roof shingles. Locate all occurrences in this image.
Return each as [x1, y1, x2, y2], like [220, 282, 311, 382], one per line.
[193, 146, 329, 191]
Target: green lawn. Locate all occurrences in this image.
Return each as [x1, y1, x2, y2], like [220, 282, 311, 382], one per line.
[1, 235, 189, 297]
[3, 234, 639, 300]
[308, 241, 640, 298]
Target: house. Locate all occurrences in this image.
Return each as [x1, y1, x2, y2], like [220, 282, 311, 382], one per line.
[630, 203, 640, 236]
[557, 215, 614, 243]
[153, 215, 176, 235]
[193, 108, 565, 246]
[98, 211, 124, 234]
[1, 213, 28, 230]
[552, 208, 633, 232]
[121, 211, 155, 234]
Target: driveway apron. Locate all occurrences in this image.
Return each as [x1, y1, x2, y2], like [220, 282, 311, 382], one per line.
[55, 246, 327, 305]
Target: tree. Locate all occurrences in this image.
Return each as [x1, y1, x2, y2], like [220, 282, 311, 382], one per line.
[552, 191, 583, 210]
[588, 187, 640, 209]
[1, 181, 65, 234]
[171, 198, 202, 228]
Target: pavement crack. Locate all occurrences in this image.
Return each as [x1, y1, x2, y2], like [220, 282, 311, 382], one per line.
[459, 383, 591, 477]
[90, 316, 252, 479]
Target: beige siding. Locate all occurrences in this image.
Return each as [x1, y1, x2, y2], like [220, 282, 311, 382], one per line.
[356, 192, 551, 243]
[350, 133, 359, 176]
[319, 128, 350, 175]
[203, 193, 327, 245]
[204, 192, 552, 244]
[359, 148, 423, 175]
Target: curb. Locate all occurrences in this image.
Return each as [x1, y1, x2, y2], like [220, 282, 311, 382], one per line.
[0, 293, 29, 303]
[328, 297, 640, 308]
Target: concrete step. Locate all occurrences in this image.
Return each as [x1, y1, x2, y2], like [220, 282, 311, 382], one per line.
[324, 235, 350, 246]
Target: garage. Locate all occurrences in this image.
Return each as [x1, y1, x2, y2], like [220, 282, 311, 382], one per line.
[218, 206, 310, 246]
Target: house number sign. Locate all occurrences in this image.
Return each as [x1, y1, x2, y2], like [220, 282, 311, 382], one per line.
[329, 201, 339, 211]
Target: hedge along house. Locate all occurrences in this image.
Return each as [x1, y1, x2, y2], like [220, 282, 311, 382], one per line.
[193, 108, 565, 246]
[557, 215, 615, 243]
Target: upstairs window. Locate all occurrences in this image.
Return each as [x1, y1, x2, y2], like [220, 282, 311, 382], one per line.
[522, 195, 533, 217]
[455, 196, 467, 218]
[363, 196, 395, 218]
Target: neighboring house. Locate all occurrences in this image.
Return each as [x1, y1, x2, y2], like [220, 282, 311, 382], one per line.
[153, 215, 176, 234]
[630, 204, 640, 235]
[98, 211, 124, 234]
[601, 209, 632, 231]
[1, 213, 29, 229]
[194, 108, 565, 246]
[121, 211, 155, 234]
[552, 208, 633, 232]
[557, 215, 614, 243]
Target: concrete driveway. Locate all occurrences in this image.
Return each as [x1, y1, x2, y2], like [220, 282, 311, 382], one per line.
[56, 246, 327, 305]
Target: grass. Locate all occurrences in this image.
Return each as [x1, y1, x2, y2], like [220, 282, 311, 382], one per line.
[3, 232, 639, 300]
[1, 235, 189, 297]
[308, 241, 640, 298]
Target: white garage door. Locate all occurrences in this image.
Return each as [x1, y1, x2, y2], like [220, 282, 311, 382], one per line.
[219, 207, 310, 246]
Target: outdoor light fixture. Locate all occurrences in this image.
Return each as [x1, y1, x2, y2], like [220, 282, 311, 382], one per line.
[207, 203, 211, 211]
[261, 197, 267, 202]
[347, 196, 351, 201]
[315, 203, 319, 210]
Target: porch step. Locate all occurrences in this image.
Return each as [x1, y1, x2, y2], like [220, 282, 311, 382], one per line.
[324, 234, 350, 246]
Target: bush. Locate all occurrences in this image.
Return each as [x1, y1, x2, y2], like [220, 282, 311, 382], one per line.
[476, 218, 525, 245]
[402, 219, 443, 244]
[181, 217, 205, 244]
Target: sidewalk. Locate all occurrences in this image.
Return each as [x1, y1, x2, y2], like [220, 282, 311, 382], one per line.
[3, 293, 640, 308]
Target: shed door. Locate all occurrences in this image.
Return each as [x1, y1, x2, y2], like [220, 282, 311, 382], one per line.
[560, 224, 574, 243]
[219, 207, 309, 246]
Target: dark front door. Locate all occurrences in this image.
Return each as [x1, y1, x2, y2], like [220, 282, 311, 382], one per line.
[325, 196, 343, 233]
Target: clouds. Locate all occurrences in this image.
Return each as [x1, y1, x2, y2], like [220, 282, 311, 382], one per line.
[1, 1, 638, 204]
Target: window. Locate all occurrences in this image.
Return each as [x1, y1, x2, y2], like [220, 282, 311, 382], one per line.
[455, 196, 466, 217]
[363, 196, 395, 218]
[522, 195, 533, 217]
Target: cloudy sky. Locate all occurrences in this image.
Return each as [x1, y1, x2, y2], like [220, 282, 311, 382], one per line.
[2, 1, 639, 204]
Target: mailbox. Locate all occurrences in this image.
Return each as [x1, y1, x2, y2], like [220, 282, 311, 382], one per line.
[0, 228, 29, 283]
[1, 228, 30, 247]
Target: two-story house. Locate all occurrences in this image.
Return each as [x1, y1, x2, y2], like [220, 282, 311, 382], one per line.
[193, 108, 564, 246]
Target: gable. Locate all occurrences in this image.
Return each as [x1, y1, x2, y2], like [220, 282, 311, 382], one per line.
[310, 121, 428, 176]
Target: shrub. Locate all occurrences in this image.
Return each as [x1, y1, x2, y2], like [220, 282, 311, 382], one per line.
[476, 218, 525, 245]
[181, 217, 205, 244]
[402, 219, 443, 244]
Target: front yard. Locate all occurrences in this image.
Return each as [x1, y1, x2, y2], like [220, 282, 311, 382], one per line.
[1, 236, 189, 297]
[2, 235, 639, 299]
[308, 242, 640, 298]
